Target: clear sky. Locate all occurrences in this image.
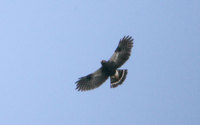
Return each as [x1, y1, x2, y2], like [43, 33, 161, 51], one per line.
[0, 0, 200, 125]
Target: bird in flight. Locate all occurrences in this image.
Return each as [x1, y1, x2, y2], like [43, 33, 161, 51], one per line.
[75, 36, 134, 91]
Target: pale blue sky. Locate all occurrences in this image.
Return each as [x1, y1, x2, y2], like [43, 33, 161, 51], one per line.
[0, 0, 200, 125]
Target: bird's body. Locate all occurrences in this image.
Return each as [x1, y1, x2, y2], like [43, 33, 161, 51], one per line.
[101, 60, 116, 76]
[76, 36, 134, 91]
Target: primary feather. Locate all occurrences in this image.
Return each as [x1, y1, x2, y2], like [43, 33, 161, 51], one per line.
[76, 68, 109, 91]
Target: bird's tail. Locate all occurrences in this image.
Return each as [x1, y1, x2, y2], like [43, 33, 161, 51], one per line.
[110, 69, 128, 88]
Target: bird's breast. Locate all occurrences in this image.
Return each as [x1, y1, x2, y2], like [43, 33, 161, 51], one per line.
[101, 62, 116, 76]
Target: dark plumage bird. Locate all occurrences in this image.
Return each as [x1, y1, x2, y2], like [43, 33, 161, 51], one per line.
[75, 36, 134, 91]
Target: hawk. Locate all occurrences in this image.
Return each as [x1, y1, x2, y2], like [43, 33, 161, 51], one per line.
[75, 36, 134, 91]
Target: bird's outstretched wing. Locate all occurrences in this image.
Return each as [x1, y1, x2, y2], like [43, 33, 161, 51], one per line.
[75, 68, 109, 91]
[109, 36, 133, 68]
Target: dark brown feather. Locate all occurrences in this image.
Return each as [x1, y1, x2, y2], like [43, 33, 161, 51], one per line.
[75, 67, 109, 91]
[109, 36, 133, 68]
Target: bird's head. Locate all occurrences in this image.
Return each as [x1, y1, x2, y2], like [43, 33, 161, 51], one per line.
[101, 60, 107, 66]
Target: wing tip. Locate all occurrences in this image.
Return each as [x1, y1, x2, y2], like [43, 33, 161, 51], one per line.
[120, 35, 134, 45]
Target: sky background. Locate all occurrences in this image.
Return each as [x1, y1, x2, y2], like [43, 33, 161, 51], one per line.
[0, 0, 200, 125]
